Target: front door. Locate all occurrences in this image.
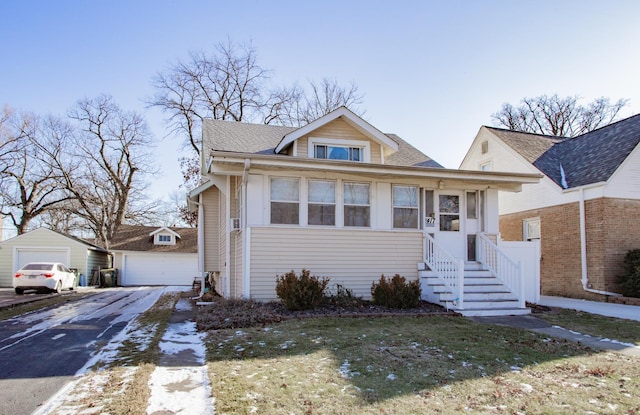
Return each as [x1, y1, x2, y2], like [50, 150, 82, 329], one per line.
[434, 190, 465, 260]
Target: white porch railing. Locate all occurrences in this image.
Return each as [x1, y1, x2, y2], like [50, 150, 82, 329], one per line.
[476, 233, 525, 308]
[424, 233, 465, 310]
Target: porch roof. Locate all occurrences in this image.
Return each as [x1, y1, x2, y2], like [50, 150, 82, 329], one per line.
[205, 150, 542, 192]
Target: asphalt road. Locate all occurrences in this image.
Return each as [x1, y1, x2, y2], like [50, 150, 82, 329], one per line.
[0, 287, 165, 415]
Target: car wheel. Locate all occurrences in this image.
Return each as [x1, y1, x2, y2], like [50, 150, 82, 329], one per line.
[53, 282, 62, 294]
[15, 288, 24, 295]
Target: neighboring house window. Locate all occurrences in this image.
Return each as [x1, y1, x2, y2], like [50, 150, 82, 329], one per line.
[158, 234, 171, 242]
[314, 144, 363, 161]
[523, 218, 541, 241]
[344, 182, 370, 227]
[439, 195, 460, 231]
[481, 140, 489, 154]
[308, 180, 336, 226]
[393, 185, 418, 228]
[270, 177, 300, 224]
[480, 161, 492, 171]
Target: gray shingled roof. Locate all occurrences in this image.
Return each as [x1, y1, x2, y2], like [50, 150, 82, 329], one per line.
[202, 119, 443, 168]
[110, 225, 197, 253]
[487, 128, 563, 164]
[490, 114, 640, 188]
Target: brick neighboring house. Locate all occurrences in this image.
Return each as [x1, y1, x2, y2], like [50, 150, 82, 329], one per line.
[460, 113, 640, 301]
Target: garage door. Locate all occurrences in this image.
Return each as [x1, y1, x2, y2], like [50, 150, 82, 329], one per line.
[16, 248, 70, 273]
[123, 253, 198, 286]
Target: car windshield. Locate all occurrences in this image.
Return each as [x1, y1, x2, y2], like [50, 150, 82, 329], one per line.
[22, 263, 55, 271]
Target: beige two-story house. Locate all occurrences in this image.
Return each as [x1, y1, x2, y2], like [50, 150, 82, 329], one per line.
[189, 107, 541, 316]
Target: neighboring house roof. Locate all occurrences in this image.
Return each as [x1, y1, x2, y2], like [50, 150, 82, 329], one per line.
[202, 116, 443, 168]
[110, 225, 197, 253]
[0, 227, 109, 253]
[489, 113, 640, 189]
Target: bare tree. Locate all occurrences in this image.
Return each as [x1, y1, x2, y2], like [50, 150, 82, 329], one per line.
[0, 110, 73, 234]
[264, 78, 363, 127]
[149, 40, 365, 153]
[149, 39, 271, 155]
[37, 95, 157, 249]
[492, 94, 628, 137]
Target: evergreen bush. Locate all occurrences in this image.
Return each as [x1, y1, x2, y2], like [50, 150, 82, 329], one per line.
[618, 249, 640, 298]
[275, 269, 329, 310]
[371, 274, 421, 309]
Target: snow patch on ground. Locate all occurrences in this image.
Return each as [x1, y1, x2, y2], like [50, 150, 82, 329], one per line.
[146, 296, 214, 415]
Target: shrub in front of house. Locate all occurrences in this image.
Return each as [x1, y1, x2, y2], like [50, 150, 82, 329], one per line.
[618, 249, 640, 298]
[325, 283, 363, 308]
[275, 269, 329, 310]
[371, 274, 421, 309]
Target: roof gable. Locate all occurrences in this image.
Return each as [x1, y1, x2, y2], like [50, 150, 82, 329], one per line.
[149, 226, 181, 239]
[201, 108, 442, 168]
[0, 227, 108, 252]
[490, 113, 640, 189]
[274, 107, 399, 155]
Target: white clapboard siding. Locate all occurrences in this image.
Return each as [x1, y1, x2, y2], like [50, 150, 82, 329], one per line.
[248, 227, 423, 300]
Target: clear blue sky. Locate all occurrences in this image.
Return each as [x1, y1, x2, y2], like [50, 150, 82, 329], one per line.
[2, 0, 639, 202]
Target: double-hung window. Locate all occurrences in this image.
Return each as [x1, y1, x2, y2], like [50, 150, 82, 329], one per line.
[393, 185, 419, 228]
[344, 182, 370, 227]
[270, 178, 299, 224]
[308, 180, 336, 226]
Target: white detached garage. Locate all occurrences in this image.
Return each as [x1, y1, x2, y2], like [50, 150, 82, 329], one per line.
[111, 225, 198, 286]
[0, 228, 111, 287]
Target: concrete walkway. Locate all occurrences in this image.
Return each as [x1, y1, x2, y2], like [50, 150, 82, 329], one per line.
[470, 295, 640, 358]
[539, 295, 640, 322]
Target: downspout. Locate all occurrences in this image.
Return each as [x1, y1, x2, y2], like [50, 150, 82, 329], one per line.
[189, 195, 206, 297]
[198, 194, 205, 297]
[241, 159, 251, 298]
[578, 187, 621, 297]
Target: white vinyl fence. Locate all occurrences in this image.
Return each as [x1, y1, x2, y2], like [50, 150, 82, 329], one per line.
[497, 239, 541, 303]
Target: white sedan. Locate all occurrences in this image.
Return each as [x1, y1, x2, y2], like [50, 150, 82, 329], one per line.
[13, 262, 76, 295]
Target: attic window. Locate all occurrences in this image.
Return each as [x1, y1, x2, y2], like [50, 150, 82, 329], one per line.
[308, 138, 370, 162]
[481, 141, 489, 154]
[315, 145, 362, 161]
[156, 234, 175, 245]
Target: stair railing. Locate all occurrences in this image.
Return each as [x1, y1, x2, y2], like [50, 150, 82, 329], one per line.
[476, 233, 525, 308]
[424, 233, 465, 310]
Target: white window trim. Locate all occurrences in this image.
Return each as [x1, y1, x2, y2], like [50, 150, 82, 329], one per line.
[154, 234, 175, 245]
[523, 217, 541, 240]
[343, 181, 372, 228]
[307, 179, 337, 227]
[269, 176, 301, 225]
[392, 184, 419, 229]
[308, 137, 371, 163]
[479, 160, 493, 171]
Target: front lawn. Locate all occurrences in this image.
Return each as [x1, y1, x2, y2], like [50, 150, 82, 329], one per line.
[204, 315, 640, 414]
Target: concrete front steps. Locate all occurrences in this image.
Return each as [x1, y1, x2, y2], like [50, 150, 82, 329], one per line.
[420, 266, 530, 317]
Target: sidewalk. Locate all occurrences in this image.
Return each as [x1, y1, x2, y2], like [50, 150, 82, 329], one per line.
[470, 295, 640, 358]
[538, 295, 640, 322]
